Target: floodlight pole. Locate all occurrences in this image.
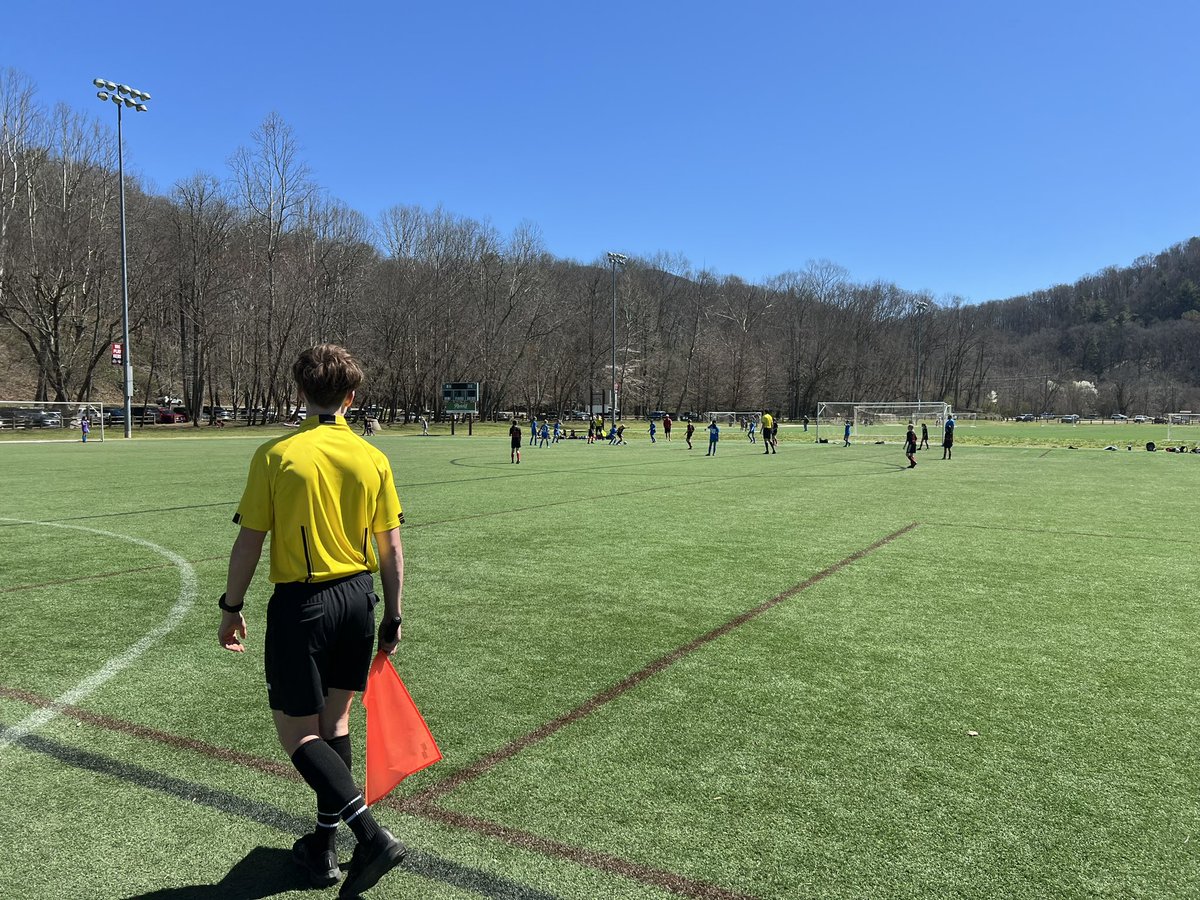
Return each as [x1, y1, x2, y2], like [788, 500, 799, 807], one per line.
[607, 252, 627, 432]
[93, 79, 150, 438]
[915, 300, 930, 407]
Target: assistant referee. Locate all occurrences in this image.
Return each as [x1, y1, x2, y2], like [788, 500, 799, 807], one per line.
[218, 343, 407, 897]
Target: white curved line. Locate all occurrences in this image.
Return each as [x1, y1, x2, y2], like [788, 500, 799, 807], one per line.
[0, 518, 199, 751]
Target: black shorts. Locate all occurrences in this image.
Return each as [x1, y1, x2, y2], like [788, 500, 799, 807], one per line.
[264, 571, 377, 716]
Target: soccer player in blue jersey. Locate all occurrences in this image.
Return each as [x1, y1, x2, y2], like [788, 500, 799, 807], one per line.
[706, 419, 720, 455]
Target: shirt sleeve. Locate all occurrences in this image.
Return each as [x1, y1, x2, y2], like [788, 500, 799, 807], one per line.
[372, 459, 403, 532]
[233, 449, 273, 532]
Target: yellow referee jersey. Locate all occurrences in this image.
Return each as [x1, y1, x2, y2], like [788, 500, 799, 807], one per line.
[233, 414, 403, 584]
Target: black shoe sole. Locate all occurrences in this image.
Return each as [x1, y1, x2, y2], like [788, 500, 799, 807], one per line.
[339, 831, 407, 897]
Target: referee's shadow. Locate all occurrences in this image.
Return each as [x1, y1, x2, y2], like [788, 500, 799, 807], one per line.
[124, 846, 308, 900]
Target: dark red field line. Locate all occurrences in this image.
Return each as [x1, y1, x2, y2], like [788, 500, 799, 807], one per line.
[410, 522, 919, 806]
[0, 684, 298, 782]
[0, 555, 227, 595]
[400, 803, 757, 900]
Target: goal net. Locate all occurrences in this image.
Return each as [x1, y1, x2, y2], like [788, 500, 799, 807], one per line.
[815, 401, 952, 444]
[0, 401, 106, 442]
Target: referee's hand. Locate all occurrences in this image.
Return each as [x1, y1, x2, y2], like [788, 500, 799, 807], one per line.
[219, 611, 247, 653]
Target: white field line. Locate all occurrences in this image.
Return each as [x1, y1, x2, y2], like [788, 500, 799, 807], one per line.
[0, 518, 198, 751]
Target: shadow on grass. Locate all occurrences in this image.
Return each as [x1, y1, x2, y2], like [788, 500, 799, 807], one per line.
[124, 845, 563, 899]
[124, 846, 309, 899]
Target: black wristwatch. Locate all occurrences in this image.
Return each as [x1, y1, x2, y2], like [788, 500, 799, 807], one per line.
[380, 615, 402, 642]
[218, 592, 244, 614]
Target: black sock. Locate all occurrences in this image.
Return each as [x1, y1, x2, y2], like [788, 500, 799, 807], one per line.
[313, 808, 340, 853]
[327, 733, 353, 773]
[291, 740, 380, 845]
[311, 733, 353, 851]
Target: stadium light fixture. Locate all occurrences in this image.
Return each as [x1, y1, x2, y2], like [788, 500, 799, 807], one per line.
[92, 78, 152, 438]
[607, 252, 628, 432]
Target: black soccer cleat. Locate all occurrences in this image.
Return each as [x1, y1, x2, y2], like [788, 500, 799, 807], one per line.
[339, 827, 407, 897]
[292, 834, 342, 888]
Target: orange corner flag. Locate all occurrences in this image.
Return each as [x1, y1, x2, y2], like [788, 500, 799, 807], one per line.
[362, 651, 442, 805]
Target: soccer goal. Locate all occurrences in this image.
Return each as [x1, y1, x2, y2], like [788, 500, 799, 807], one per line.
[0, 400, 105, 442]
[815, 401, 952, 443]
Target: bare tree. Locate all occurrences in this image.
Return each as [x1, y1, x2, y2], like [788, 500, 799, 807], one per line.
[0, 101, 123, 401]
[229, 113, 315, 421]
[170, 173, 235, 423]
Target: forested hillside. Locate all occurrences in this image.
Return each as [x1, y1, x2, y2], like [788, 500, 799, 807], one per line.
[3, 69, 1198, 421]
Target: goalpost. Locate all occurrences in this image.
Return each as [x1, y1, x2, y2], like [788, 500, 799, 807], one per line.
[0, 401, 106, 442]
[815, 401, 952, 444]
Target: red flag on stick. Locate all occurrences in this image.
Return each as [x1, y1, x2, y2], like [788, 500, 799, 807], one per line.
[362, 651, 442, 805]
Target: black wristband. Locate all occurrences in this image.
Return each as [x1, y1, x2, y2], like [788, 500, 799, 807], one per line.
[380, 615, 402, 642]
[218, 592, 244, 614]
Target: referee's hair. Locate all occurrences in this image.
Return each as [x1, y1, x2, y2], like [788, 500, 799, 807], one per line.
[293, 344, 364, 408]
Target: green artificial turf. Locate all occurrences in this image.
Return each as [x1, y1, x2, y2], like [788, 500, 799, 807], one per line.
[1, 431, 1198, 899]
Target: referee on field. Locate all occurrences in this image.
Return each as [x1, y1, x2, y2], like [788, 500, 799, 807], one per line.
[218, 344, 407, 896]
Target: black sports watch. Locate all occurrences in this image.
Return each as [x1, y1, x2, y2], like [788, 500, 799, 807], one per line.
[218, 592, 244, 614]
[379, 615, 402, 642]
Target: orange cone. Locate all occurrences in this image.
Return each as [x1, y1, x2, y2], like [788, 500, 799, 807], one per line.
[362, 652, 442, 805]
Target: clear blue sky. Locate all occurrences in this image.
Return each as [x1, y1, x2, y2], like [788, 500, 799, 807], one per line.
[4, 0, 1199, 303]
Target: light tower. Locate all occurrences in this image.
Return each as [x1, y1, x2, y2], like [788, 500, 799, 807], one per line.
[93, 78, 151, 438]
[914, 299, 930, 406]
[606, 252, 628, 432]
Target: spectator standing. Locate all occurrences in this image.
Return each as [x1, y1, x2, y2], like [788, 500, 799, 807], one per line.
[662, 413, 672, 442]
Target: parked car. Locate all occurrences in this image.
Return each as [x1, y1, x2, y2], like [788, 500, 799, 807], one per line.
[171, 407, 191, 423]
[1133, 415, 1149, 423]
[1111, 413, 1128, 421]
[1014, 413, 1035, 422]
[1061, 414, 1080, 423]
[157, 407, 187, 424]
[1153, 416, 1167, 424]
[202, 405, 231, 421]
